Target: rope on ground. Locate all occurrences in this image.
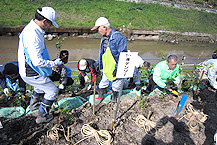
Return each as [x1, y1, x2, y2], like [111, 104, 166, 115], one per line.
[74, 124, 113, 145]
[179, 104, 208, 133]
[135, 114, 156, 134]
[47, 124, 70, 141]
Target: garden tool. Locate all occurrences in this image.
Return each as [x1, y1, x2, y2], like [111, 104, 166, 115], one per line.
[175, 94, 188, 118]
[110, 78, 124, 132]
[167, 84, 179, 96]
[169, 89, 179, 96]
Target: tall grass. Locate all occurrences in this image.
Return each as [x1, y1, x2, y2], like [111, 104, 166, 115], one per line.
[0, 0, 216, 33]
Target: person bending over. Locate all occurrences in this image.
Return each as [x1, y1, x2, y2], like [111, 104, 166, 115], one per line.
[146, 55, 180, 94]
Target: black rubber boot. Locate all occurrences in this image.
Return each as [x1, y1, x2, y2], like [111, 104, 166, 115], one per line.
[30, 91, 44, 111]
[111, 90, 118, 103]
[95, 88, 106, 105]
[36, 98, 54, 124]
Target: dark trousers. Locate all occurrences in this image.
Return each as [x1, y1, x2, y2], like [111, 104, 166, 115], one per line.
[18, 76, 26, 94]
[49, 72, 74, 86]
[78, 73, 93, 87]
[146, 74, 157, 93]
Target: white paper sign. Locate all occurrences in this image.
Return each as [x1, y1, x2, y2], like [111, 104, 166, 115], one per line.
[116, 51, 138, 78]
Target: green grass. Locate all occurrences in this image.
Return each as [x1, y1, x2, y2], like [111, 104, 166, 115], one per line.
[0, 0, 217, 33]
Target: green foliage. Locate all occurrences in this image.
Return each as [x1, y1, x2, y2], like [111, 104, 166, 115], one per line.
[158, 91, 166, 101]
[159, 50, 168, 61]
[10, 94, 27, 108]
[56, 36, 67, 58]
[139, 95, 149, 109]
[0, 0, 216, 33]
[58, 101, 74, 121]
[140, 66, 152, 82]
[181, 65, 201, 91]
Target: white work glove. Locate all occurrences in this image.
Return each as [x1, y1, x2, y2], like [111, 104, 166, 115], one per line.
[87, 84, 92, 90]
[53, 58, 63, 66]
[58, 84, 64, 90]
[3, 88, 9, 96]
[84, 76, 89, 83]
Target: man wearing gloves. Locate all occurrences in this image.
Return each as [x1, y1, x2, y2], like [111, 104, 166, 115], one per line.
[50, 65, 74, 94]
[146, 55, 180, 94]
[91, 17, 127, 104]
[18, 7, 62, 124]
[77, 58, 98, 90]
[50, 50, 74, 94]
[0, 61, 26, 97]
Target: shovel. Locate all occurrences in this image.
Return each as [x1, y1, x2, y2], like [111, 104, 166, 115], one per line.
[110, 78, 124, 132]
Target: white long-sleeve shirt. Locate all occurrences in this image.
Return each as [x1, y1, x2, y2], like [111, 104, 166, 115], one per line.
[18, 19, 56, 77]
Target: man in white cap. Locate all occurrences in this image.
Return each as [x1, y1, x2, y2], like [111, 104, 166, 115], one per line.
[18, 7, 62, 124]
[91, 17, 127, 104]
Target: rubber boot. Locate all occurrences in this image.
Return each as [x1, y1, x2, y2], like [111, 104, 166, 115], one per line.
[95, 88, 106, 105]
[36, 98, 54, 124]
[30, 91, 44, 112]
[111, 90, 118, 103]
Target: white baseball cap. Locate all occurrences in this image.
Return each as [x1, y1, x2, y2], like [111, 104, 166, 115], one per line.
[37, 7, 59, 28]
[79, 59, 87, 70]
[91, 17, 110, 31]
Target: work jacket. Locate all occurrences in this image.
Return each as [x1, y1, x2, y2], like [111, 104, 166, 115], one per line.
[18, 19, 56, 77]
[153, 60, 180, 88]
[99, 28, 127, 70]
[77, 58, 98, 77]
[0, 61, 26, 92]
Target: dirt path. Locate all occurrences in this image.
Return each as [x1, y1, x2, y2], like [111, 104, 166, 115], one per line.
[0, 87, 217, 145]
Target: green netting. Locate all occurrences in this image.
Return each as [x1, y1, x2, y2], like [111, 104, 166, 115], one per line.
[88, 88, 142, 105]
[0, 107, 25, 118]
[25, 96, 86, 115]
[55, 96, 86, 110]
[25, 105, 39, 115]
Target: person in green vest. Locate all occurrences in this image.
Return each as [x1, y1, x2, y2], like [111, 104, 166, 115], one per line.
[146, 54, 181, 94]
[91, 17, 127, 104]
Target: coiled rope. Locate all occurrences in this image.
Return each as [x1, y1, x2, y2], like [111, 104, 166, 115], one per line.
[135, 114, 156, 134]
[74, 124, 113, 145]
[179, 104, 208, 133]
[47, 123, 113, 144]
[47, 124, 70, 141]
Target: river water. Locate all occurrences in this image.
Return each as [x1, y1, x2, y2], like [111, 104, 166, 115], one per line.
[0, 35, 216, 69]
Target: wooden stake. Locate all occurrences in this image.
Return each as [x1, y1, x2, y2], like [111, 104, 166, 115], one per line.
[147, 111, 152, 119]
[93, 81, 96, 115]
[175, 105, 181, 119]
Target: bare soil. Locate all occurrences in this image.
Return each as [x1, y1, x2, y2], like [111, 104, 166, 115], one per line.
[0, 86, 217, 145]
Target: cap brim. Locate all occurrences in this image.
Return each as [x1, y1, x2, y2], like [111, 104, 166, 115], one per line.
[52, 21, 59, 28]
[91, 26, 99, 31]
